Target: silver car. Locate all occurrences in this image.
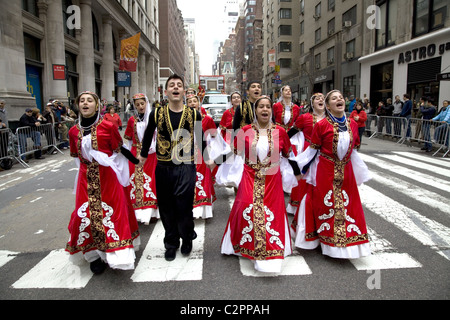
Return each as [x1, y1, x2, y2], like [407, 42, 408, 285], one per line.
[202, 94, 230, 125]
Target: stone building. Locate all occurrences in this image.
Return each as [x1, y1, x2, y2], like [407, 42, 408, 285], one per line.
[0, 0, 160, 125]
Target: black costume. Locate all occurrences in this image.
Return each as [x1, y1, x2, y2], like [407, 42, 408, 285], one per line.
[140, 105, 209, 254]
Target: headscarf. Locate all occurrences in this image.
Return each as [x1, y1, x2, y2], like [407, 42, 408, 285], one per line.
[252, 95, 274, 127]
[132, 93, 151, 142]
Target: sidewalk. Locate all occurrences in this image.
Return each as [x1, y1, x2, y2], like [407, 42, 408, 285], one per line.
[360, 135, 448, 158]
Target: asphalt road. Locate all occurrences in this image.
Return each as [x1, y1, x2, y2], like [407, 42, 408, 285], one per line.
[0, 136, 449, 306]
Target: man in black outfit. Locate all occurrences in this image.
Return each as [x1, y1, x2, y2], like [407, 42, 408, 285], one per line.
[138, 75, 212, 261]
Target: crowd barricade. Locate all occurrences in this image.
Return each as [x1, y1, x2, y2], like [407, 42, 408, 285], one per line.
[0, 128, 19, 169]
[15, 123, 63, 167]
[367, 115, 408, 141]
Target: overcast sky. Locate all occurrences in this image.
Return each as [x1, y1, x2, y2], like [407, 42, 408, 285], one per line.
[177, 0, 228, 75]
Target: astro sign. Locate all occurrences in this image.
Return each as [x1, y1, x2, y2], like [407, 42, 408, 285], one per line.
[398, 42, 450, 64]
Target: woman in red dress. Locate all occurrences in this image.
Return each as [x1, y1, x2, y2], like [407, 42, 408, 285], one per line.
[124, 93, 159, 224]
[295, 90, 372, 259]
[187, 94, 217, 219]
[66, 91, 140, 274]
[219, 91, 241, 145]
[288, 93, 326, 250]
[272, 85, 301, 214]
[218, 96, 300, 273]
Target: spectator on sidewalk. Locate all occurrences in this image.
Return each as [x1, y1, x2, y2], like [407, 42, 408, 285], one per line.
[18, 108, 45, 160]
[0, 100, 8, 128]
[420, 97, 437, 152]
[401, 94, 412, 138]
[431, 100, 450, 147]
[350, 101, 368, 144]
[104, 105, 123, 130]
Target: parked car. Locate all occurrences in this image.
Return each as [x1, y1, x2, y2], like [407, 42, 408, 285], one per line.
[201, 93, 230, 125]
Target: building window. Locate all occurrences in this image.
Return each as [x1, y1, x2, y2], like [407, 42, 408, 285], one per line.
[278, 8, 292, 20]
[413, 0, 447, 37]
[327, 47, 335, 65]
[278, 25, 292, 36]
[376, 0, 398, 50]
[278, 58, 292, 68]
[342, 5, 357, 27]
[22, 0, 39, 17]
[23, 33, 41, 62]
[328, 18, 335, 36]
[343, 75, 357, 98]
[92, 13, 100, 51]
[279, 42, 292, 53]
[315, 28, 321, 44]
[315, 53, 321, 69]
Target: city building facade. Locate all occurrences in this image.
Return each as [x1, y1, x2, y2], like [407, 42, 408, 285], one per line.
[360, 0, 450, 107]
[158, 0, 184, 88]
[1, 0, 160, 126]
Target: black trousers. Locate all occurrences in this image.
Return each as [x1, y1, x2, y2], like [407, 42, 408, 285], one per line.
[155, 162, 197, 249]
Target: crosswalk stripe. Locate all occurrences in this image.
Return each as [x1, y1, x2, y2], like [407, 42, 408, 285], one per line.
[359, 184, 450, 261]
[0, 250, 19, 268]
[369, 168, 450, 216]
[131, 220, 205, 282]
[393, 152, 450, 167]
[239, 253, 312, 277]
[360, 153, 450, 190]
[351, 228, 422, 270]
[376, 154, 450, 177]
[12, 249, 92, 289]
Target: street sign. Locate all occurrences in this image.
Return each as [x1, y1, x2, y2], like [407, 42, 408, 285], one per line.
[117, 71, 132, 87]
[437, 72, 450, 81]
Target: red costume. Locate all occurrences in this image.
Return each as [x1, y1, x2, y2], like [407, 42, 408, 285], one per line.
[193, 114, 217, 219]
[124, 115, 159, 224]
[66, 119, 140, 270]
[220, 124, 296, 272]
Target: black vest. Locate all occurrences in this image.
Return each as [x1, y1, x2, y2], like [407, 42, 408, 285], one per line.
[154, 105, 197, 164]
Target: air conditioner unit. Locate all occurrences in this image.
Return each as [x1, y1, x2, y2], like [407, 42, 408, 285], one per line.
[328, 59, 334, 65]
[313, 14, 321, 21]
[344, 21, 352, 28]
[316, 64, 321, 69]
[328, 29, 334, 35]
[345, 52, 354, 60]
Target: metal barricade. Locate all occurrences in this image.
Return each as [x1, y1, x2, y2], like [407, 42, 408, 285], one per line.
[431, 123, 449, 157]
[0, 128, 17, 169]
[368, 115, 408, 141]
[16, 123, 62, 167]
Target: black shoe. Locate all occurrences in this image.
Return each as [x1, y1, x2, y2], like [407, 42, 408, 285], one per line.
[90, 258, 107, 274]
[35, 156, 46, 160]
[421, 147, 427, 150]
[181, 239, 193, 256]
[165, 248, 177, 261]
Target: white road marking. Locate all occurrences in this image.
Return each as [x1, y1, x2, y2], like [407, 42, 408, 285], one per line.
[393, 152, 450, 167]
[360, 153, 450, 190]
[369, 168, 450, 216]
[351, 228, 422, 270]
[12, 249, 92, 289]
[239, 253, 312, 277]
[131, 220, 205, 282]
[377, 154, 450, 177]
[359, 184, 450, 261]
[0, 250, 19, 268]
